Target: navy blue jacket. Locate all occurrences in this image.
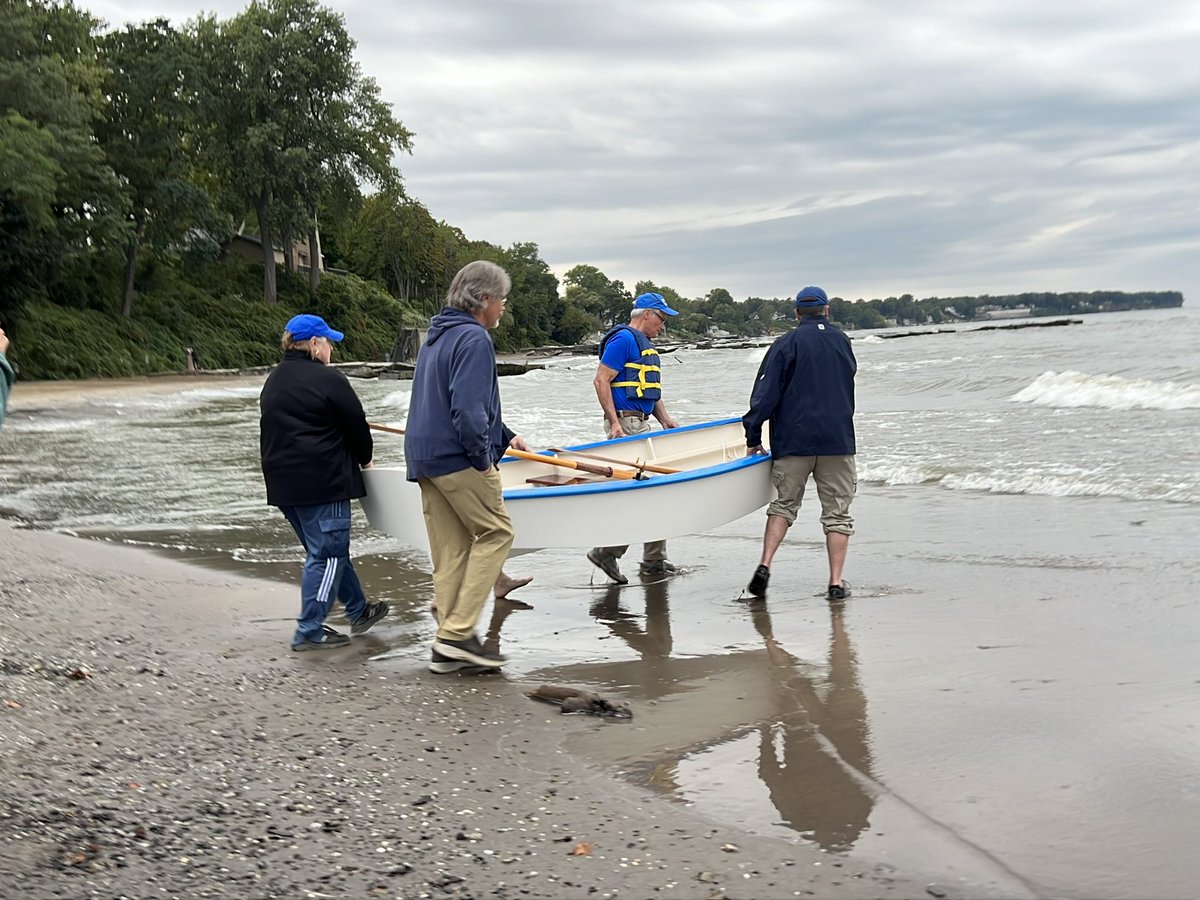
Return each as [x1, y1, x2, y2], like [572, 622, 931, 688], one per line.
[743, 316, 857, 457]
[405, 308, 514, 480]
[259, 351, 373, 506]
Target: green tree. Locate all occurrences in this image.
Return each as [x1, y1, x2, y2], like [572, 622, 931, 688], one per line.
[343, 190, 445, 310]
[273, 0, 412, 292]
[190, 0, 411, 303]
[98, 19, 227, 318]
[563, 264, 630, 329]
[0, 0, 126, 327]
[551, 304, 594, 345]
[494, 241, 560, 349]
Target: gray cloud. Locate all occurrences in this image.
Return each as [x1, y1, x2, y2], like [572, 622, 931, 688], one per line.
[88, 0, 1200, 301]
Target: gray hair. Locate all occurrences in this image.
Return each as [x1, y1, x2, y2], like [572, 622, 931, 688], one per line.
[446, 260, 511, 313]
[630, 308, 652, 321]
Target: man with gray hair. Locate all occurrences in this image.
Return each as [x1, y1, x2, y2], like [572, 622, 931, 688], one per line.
[405, 260, 530, 673]
[586, 292, 681, 584]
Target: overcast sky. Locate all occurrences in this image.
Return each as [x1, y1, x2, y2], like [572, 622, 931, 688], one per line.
[87, 0, 1199, 302]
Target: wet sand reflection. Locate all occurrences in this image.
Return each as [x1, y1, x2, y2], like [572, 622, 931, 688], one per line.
[746, 600, 875, 850]
[535, 580, 880, 853]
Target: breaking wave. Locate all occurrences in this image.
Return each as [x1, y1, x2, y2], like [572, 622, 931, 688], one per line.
[859, 461, 1198, 504]
[1012, 371, 1200, 411]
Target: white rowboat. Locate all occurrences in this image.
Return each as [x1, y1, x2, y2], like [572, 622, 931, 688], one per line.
[360, 417, 772, 555]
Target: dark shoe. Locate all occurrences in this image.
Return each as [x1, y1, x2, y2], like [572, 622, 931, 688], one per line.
[639, 560, 679, 577]
[587, 548, 628, 584]
[747, 565, 770, 598]
[432, 634, 507, 668]
[351, 601, 390, 635]
[428, 649, 499, 675]
[827, 582, 850, 602]
[292, 625, 351, 651]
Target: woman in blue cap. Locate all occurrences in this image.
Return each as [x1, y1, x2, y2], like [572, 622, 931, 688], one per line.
[259, 314, 390, 650]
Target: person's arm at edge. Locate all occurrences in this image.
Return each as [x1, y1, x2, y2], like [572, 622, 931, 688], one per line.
[743, 346, 786, 453]
[0, 327, 12, 427]
[501, 422, 529, 453]
[593, 362, 625, 440]
[651, 398, 678, 430]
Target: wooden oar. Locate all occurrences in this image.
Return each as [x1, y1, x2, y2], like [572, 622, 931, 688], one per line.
[547, 447, 679, 475]
[504, 447, 641, 480]
[369, 423, 642, 481]
[369, 422, 406, 435]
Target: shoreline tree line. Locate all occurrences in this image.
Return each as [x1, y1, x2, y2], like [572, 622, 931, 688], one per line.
[0, 0, 1184, 380]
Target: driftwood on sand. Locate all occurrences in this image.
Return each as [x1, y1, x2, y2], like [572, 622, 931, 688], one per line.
[528, 685, 633, 719]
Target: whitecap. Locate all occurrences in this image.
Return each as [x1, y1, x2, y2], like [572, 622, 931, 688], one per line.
[1011, 370, 1200, 411]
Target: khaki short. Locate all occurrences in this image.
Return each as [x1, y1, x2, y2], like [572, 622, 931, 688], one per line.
[767, 455, 856, 534]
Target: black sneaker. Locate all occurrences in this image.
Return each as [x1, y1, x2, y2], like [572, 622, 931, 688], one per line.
[587, 549, 628, 584]
[292, 625, 351, 651]
[428, 649, 500, 675]
[351, 601, 390, 635]
[747, 565, 770, 598]
[827, 582, 850, 602]
[639, 560, 679, 577]
[432, 634, 507, 668]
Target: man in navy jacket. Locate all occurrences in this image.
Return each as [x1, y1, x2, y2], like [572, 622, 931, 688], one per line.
[405, 261, 529, 674]
[743, 286, 858, 602]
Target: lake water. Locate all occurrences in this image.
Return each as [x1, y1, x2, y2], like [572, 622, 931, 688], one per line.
[2, 307, 1198, 898]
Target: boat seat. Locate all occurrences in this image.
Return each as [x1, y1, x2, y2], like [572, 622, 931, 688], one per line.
[525, 473, 591, 487]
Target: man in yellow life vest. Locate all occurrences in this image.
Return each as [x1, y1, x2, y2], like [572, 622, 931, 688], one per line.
[587, 293, 681, 583]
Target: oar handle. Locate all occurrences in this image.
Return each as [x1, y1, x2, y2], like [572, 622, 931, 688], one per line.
[505, 447, 638, 480]
[369, 422, 406, 435]
[546, 448, 678, 475]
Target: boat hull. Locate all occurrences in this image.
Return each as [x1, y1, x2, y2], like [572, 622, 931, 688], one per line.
[360, 418, 772, 554]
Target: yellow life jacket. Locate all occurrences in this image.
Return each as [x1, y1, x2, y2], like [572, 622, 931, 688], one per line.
[600, 325, 662, 401]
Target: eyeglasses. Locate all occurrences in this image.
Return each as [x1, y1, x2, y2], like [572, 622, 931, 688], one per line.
[486, 293, 508, 306]
[652, 311, 668, 324]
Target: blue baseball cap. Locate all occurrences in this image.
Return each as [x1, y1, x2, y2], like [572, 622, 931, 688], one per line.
[794, 286, 829, 308]
[285, 314, 344, 342]
[634, 292, 679, 316]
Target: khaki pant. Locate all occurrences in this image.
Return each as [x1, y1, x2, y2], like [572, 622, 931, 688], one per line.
[768, 454, 856, 535]
[597, 414, 667, 564]
[418, 467, 514, 641]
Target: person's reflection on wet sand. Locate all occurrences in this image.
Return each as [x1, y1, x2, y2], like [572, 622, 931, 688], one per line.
[747, 600, 876, 851]
[589, 578, 673, 658]
[480, 597, 533, 658]
[587, 579, 681, 701]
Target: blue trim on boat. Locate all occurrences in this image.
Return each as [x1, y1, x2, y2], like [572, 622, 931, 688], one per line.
[500, 417, 766, 501]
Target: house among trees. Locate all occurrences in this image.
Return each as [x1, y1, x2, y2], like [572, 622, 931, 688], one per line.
[225, 231, 324, 273]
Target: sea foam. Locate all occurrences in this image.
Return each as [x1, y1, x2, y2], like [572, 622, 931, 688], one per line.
[1011, 370, 1200, 411]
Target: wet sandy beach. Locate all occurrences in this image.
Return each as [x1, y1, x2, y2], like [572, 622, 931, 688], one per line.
[3, 490, 1197, 898]
[1, 520, 963, 899]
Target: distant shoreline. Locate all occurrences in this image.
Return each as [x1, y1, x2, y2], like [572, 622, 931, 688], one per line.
[7, 307, 1184, 390]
